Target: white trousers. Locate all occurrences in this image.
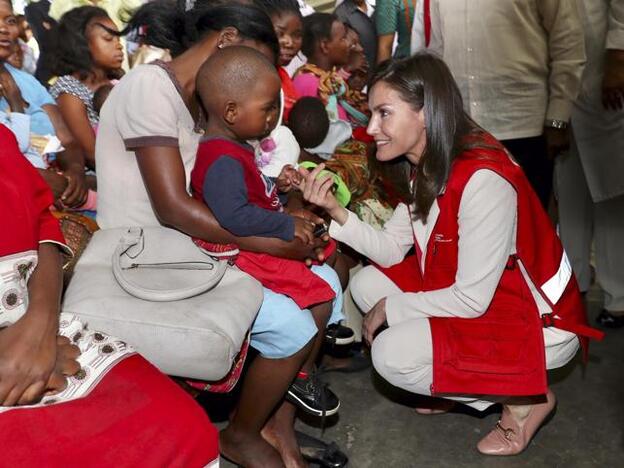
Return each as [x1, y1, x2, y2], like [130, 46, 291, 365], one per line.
[555, 136, 624, 312]
[351, 266, 579, 411]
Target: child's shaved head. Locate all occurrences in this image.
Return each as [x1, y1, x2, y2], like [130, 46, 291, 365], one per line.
[196, 45, 279, 115]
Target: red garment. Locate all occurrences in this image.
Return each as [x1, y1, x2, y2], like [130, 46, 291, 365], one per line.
[378, 132, 602, 397]
[0, 124, 218, 466]
[1, 355, 219, 467]
[352, 126, 375, 144]
[191, 138, 336, 309]
[424, 0, 431, 46]
[279, 67, 300, 123]
[0, 128, 68, 255]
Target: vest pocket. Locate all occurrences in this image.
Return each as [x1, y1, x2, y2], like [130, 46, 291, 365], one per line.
[447, 319, 538, 375]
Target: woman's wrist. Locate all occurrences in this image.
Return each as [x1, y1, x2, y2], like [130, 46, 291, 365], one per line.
[328, 205, 348, 226]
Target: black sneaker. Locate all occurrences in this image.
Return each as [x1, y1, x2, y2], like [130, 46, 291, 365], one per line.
[596, 309, 624, 329]
[287, 371, 340, 417]
[325, 323, 355, 346]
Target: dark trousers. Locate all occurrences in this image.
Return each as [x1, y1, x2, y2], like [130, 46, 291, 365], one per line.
[500, 135, 553, 209]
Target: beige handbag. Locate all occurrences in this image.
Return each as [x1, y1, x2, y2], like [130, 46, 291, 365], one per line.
[112, 227, 227, 302]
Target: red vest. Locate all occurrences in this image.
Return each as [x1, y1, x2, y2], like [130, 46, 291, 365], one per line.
[381, 134, 603, 396]
[192, 138, 282, 213]
[190, 138, 336, 309]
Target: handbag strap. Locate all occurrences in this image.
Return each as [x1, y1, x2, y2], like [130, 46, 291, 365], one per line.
[112, 227, 228, 302]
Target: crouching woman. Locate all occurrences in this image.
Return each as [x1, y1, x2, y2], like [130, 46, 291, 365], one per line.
[299, 52, 603, 456]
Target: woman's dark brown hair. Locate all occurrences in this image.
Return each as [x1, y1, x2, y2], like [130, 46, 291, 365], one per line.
[370, 52, 478, 222]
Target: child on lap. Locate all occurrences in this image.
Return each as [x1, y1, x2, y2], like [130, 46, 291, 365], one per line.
[190, 46, 342, 414]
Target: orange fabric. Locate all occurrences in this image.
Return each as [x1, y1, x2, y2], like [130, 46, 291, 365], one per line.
[279, 67, 300, 123]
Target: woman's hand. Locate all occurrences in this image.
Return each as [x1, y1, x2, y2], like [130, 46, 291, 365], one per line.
[603, 49, 624, 111]
[298, 164, 348, 224]
[362, 298, 388, 346]
[60, 165, 88, 208]
[45, 336, 81, 396]
[38, 169, 69, 201]
[0, 316, 58, 406]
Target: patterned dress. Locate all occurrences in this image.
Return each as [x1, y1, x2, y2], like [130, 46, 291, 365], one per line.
[49, 75, 99, 127]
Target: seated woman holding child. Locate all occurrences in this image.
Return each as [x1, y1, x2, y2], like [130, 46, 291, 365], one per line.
[75, 1, 346, 466]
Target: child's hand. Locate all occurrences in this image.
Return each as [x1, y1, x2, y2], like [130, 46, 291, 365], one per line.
[276, 165, 302, 193]
[293, 216, 315, 245]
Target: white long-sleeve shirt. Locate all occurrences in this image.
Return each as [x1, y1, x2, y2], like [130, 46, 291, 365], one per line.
[332, 169, 517, 321]
[331, 169, 578, 367]
[427, 0, 586, 140]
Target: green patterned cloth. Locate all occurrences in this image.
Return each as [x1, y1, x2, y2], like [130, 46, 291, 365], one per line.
[375, 0, 416, 59]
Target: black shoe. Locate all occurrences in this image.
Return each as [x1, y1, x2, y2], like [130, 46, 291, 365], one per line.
[287, 371, 340, 417]
[319, 343, 371, 374]
[296, 431, 348, 468]
[596, 309, 624, 329]
[325, 323, 355, 346]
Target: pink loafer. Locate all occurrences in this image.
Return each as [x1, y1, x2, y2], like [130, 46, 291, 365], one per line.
[477, 389, 557, 456]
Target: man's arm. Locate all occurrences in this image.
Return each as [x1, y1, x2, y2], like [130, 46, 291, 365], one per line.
[539, 0, 586, 124]
[375, 0, 398, 63]
[539, 0, 586, 157]
[603, 0, 624, 110]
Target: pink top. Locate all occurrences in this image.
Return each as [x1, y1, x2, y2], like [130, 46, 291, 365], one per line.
[292, 72, 348, 121]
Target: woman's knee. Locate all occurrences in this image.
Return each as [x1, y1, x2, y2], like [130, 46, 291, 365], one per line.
[370, 325, 433, 393]
[350, 265, 391, 313]
[370, 328, 403, 383]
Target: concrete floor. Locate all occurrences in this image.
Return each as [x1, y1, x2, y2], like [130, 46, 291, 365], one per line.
[215, 286, 624, 467]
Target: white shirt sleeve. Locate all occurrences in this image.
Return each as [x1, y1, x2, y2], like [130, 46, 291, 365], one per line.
[538, 0, 587, 122]
[385, 170, 517, 325]
[329, 202, 415, 268]
[607, 0, 624, 49]
[410, 0, 427, 53]
[426, 0, 444, 57]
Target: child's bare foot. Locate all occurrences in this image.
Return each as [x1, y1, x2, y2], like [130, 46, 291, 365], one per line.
[220, 426, 285, 468]
[261, 412, 308, 468]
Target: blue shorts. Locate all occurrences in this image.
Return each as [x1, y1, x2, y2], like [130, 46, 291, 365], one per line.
[250, 263, 344, 359]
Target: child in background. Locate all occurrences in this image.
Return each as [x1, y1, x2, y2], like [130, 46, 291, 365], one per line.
[251, 0, 304, 190]
[16, 15, 37, 75]
[92, 83, 113, 116]
[0, 94, 46, 169]
[6, 41, 24, 71]
[294, 13, 369, 127]
[342, 23, 369, 93]
[191, 46, 343, 418]
[254, 0, 303, 122]
[91, 83, 113, 136]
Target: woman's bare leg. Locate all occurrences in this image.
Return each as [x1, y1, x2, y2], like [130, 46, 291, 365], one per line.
[220, 338, 313, 468]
